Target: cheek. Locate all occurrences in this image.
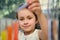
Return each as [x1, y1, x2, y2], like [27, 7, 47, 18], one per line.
[29, 20, 36, 30]
[30, 21, 35, 24]
[29, 19, 36, 26]
[18, 21, 23, 26]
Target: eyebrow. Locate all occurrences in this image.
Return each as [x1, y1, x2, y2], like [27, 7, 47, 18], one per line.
[18, 14, 33, 18]
[27, 16, 33, 18]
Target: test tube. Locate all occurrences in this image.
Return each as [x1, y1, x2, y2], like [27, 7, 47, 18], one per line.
[7, 18, 13, 40]
[13, 20, 19, 40]
[1, 18, 7, 40]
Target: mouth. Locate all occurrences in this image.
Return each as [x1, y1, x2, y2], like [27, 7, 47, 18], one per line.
[23, 25, 30, 28]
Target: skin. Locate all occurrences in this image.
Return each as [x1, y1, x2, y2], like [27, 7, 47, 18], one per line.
[18, 8, 37, 35]
[52, 19, 58, 40]
[17, 0, 48, 40]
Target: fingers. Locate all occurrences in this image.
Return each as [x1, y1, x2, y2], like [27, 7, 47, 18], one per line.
[28, 2, 40, 9]
[28, 3, 40, 12]
[31, 7, 40, 12]
[26, 0, 41, 12]
[27, 0, 39, 4]
[28, 2, 41, 12]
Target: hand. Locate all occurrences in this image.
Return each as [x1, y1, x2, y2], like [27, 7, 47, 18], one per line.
[27, 0, 42, 13]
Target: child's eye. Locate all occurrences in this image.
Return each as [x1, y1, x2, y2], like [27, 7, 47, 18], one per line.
[28, 17, 32, 20]
[19, 18, 24, 21]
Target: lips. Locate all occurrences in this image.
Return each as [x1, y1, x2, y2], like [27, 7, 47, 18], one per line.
[23, 25, 30, 28]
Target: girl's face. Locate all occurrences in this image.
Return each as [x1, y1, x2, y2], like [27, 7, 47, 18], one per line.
[17, 8, 37, 32]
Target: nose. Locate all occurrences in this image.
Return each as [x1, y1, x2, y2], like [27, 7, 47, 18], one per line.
[24, 19, 28, 25]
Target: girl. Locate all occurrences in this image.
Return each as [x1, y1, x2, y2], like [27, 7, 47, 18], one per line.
[16, 0, 48, 40]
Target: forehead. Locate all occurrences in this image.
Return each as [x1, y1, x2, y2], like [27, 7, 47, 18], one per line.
[17, 8, 35, 17]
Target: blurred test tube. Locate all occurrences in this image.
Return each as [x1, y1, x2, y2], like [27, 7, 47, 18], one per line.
[6, 18, 13, 40]
[0, 18, 7, 40]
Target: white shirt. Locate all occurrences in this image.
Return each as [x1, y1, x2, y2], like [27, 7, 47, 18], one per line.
[18, 29, 39, 40]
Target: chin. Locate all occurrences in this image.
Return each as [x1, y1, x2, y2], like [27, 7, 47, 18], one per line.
[23, 29, 31, 32]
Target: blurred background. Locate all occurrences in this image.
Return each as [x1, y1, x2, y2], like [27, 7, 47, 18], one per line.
[0, 0, 60, 40]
